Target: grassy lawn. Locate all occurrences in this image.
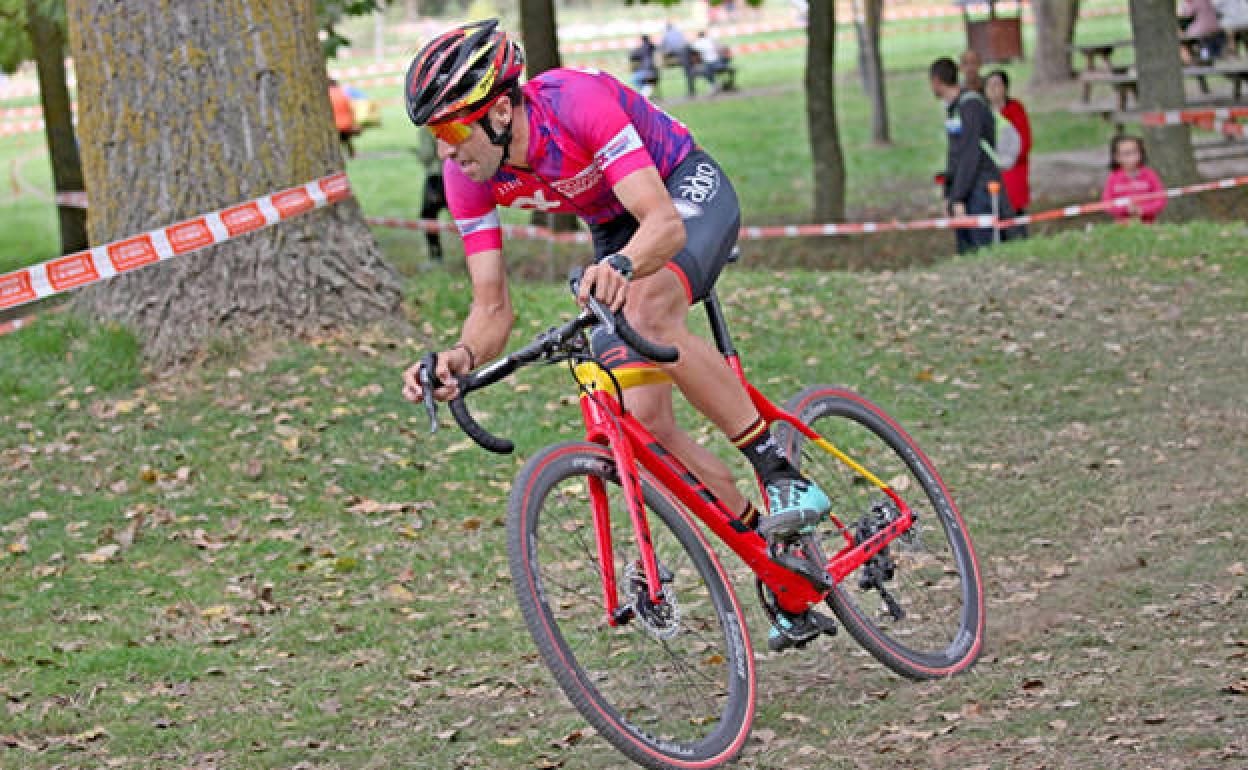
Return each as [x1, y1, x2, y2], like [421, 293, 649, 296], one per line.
[2, 222, 1246, 768]
[2, 8, 1246, 765]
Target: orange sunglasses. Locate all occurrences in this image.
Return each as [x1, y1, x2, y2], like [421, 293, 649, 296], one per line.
[427, 95, 503, 146]
[428, 120, 473, 145]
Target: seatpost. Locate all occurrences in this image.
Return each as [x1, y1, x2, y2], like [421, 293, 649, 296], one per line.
[703, 289, 737, 359]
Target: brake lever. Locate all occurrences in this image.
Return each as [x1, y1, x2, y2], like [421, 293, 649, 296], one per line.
[418, 351, 439, 434]
[586, 296, 616, 335]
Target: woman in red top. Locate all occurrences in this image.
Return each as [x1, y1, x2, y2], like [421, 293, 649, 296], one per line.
[984, 71, 1031, 218]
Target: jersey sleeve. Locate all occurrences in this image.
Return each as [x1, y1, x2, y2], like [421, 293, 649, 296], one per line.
[556, 73, 658, 187]
[443, 158, 502, 257]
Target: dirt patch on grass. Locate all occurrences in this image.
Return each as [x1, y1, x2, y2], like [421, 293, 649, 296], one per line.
[732, 251, 1247, 769]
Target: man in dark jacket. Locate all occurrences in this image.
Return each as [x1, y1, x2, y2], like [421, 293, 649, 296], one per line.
[929, 57, 1013, 253]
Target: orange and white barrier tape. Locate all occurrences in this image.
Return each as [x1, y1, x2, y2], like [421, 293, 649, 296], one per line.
[0, 120, 43, 138]
[365, 215, 594, 244]
[0, 173, 350, 315]
[1141, 106, 1248, 126]
[0, 105, 45, 121]
[999, 174, 1248, 227]
[335, 35, 807, 87]
[366, 174, 1248, 243]
[1195, 119, 1245, 138]
[53, 190, 88, 208]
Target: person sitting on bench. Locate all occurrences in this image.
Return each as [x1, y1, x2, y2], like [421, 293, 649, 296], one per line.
[692, 30, 734, 93]
[629, 34, 659, 98]
[660, 22, 698, 97]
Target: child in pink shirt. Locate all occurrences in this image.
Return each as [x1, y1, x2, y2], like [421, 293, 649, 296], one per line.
[1102, 136, 1167, 224]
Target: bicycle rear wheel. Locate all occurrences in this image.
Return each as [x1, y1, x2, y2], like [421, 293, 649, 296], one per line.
[508, 442, 755, 770]
[778, 386, 985, 680]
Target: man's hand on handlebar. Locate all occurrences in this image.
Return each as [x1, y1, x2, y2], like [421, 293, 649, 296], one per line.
[576, 261, 630, 313]
[401, 345, 473, 405]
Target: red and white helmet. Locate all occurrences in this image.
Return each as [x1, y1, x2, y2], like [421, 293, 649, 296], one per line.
[405, 18, 525, 126]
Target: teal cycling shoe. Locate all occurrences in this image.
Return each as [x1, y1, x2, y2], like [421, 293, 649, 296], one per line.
[757, 476, 831, 542]
[766, 608, 836, 652]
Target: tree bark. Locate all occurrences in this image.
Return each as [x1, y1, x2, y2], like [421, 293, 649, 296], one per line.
[65, 0, 402, 363]
[806, 0, 846, 221]
[25, 0, 87, 254]
[1032, 0, 1081, 86]
[518, 0, 577, 234]
[1127, 0, 1204, 219]
[519, 0, 560, 76]
[860, 0, 888, 144]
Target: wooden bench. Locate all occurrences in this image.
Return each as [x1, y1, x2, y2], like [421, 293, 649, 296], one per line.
[632, 47, 736, 99]
[1184, 62, 1248, 101]
[1079, 63, 1248, 114]
[1078, 68, 1138, 111]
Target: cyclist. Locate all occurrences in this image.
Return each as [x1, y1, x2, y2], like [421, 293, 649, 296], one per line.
[399, 19, 832, 644]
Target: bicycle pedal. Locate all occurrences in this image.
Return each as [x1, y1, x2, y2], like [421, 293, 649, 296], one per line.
[812, 611, 838, 636]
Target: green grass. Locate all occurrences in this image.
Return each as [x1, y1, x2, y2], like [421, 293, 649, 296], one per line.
[2, 222, 1246, 767]
[2, 7, 1145, 276]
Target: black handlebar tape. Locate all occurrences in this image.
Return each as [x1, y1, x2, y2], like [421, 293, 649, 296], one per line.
[573, 266, 679, 364]
[613, 314, 679, 363]
[449, 380, 514, 455]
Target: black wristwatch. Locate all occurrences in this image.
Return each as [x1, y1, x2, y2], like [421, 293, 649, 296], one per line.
[605, 253, 634, 280]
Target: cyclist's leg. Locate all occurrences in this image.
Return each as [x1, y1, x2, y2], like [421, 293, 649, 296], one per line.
[618, 377, 749, 515]
[624, 268, 758, 439]
[656, 151, 831, 541]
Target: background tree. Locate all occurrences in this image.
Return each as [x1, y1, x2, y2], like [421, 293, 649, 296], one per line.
[519, 0, 559, 75]
[1032, 0, 1081, 86]
[66, 0, 402, 362]
[518, 0, 580, 233]
[852, 0, 889, 144]
[318, 0, 381, 57]
[807, 1, 847, 220]
[0, 0, 87, 255]
[1127, 0, 1204, 219]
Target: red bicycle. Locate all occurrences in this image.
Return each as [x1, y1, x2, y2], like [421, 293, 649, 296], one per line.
[422, 267, 985, 769]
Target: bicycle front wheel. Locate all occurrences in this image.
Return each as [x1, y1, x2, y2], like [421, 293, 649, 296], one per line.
[508, 442, 755, 770]
[778, 386, 985, 680]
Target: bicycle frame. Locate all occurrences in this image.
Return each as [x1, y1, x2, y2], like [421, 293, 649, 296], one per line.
[573, 290, 916, 622]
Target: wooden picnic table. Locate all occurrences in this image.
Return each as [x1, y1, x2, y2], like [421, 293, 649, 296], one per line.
[1184, 61, 1248, 101]
[1073, 61, 1248, 133]
[1072, 38, 1134, 73]
[1072, 39, 1134, 102]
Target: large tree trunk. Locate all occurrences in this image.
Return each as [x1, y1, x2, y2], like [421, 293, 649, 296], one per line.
[26, 0, 87, 255]
[1032, 0, 1081, 86]
[65, 0, 402, 362]
[806, 0, 846, 221]
[518, 0, 576, 234]
[1127, 0, 1204, 219]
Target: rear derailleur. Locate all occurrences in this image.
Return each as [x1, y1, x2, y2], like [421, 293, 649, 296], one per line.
[853, 502, 906, 621]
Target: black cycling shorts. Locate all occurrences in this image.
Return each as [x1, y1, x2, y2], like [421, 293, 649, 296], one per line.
[588, 148, 740, 371]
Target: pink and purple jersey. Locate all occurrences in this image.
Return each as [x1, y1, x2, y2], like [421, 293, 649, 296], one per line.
[444, 68, 695, 257]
